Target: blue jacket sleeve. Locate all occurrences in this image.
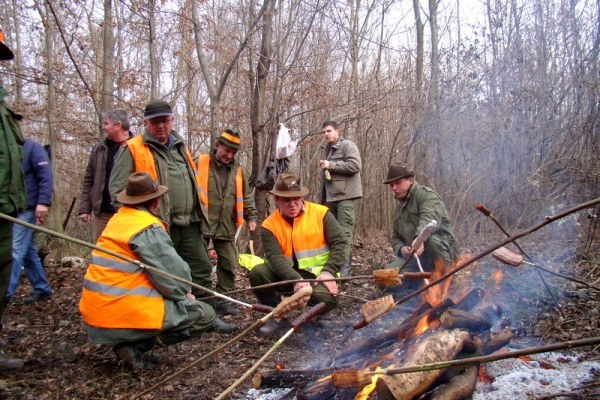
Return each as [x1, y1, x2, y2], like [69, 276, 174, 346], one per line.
[29, 140, 53, 206]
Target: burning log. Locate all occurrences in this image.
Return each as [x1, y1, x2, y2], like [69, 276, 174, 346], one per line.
[480, 329, 513, 355]
[252, 368, 333, 389]
[440, 309, 492, 332]
[376, 329, 472, 400]
[424, 364, 479, 400]
[474, 305, 503, 323]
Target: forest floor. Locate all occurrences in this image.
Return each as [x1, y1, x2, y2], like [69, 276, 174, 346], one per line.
[1, 225, 599, 399]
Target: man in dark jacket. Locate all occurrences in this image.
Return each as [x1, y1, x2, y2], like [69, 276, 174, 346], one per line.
[0, 29, 26, 370]
[6, 139, 53, 304]
[318, 121, 362, 277]
[382, 163, 460, 298]
[79, 109, 133, 243]
[197, 130, 257, 316]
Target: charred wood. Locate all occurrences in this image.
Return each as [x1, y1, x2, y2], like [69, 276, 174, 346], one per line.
[480, 329, 513, 355]
[474, 305, 503, 324]
[440, 309, 493, 332]
[423, 364, 479, 400]
[252, 368, 333, 389]
[453, 288, 486, 311]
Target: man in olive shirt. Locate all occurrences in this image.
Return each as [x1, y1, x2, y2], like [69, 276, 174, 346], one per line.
[382, 163, 460, 298]
[197, 130, 257, 316]
[110, 100, 234, 331]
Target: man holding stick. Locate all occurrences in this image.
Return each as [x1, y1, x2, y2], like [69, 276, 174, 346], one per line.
[79, 172, 236, 371]
[381, 163, 460, 298]
[249, 173, 347, 334]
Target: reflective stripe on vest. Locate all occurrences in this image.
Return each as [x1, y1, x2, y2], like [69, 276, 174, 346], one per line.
[262, 202, 330, 276]
[196, 154, 244, 227]
[78, 206, 166, 330]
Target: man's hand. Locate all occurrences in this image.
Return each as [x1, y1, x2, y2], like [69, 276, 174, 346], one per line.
[35, 204, 49, 219]
[412, 242, 425, 257]
[318, 160, 330, 169]
[316, 271, 338, 295]
[294, 281, 311, 293]
[248, 221, 257, 232]
[400, 245, 413, 258]
[79, 214, 91, 223]
[185, 292, 196, 300]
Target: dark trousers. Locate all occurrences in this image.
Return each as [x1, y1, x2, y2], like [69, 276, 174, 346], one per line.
[169, 222, 212, 298]
[248, 263, 338, 311]
[0, 219, 13, 329]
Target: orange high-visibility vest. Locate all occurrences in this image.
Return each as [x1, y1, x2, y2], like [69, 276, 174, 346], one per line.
[125, 135, 206, 204]
[196, 154, 244, 227]
[262, 201, 330, 276]
[79, 206, 166, 330]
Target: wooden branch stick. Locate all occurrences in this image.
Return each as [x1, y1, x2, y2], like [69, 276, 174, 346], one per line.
[215, 303, 327, 400]
[475, 203, 565, 317]
[131, 313, 273, 400]
[391, 197, 600, 309]
[339, 336, 600, 382]
[0, 212, 269, 313]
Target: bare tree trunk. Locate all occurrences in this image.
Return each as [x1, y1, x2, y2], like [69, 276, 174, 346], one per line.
[10, 0, 23, 103]
[100, 0, 114, 137]
[413, 0, 424, 93]
[148, 0, 158, 99]
[43, 2, 64, 261]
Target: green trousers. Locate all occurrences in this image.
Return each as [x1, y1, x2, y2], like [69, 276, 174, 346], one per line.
[205, 238, 238, 306]
[248, 263, 338, 311]
[325, 199, 354, 254]
[170, 222, 212, 298]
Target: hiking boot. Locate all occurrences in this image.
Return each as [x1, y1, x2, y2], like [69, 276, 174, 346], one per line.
[0, 353, 23, 371]
[257, 319, 288, 336]
[23, 292, 51, 304]
[211, 317, 237, 334]
[216, 303, 241, 316]
[113, 343, 153, 371]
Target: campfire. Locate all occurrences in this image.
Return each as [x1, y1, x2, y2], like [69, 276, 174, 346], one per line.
[252, 267, 516, 400]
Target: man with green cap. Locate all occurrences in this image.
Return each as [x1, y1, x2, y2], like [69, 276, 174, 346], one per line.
[381, 163, 460, 299]
[0, 29, 26, 370]
[110, 100, 235, 332]
[196, 129, 257, 316]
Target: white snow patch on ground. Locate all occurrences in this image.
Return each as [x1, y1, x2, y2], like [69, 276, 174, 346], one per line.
[472, 351, 600, 400]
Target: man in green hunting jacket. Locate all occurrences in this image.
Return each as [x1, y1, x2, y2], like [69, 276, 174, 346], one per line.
[382, 163, 460, 298]
[0, 29, 26, 371]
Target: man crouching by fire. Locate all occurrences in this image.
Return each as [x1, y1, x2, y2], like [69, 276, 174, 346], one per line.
[379, 163, 460, 301]
[79, 172, 236, 371]
[248, 173, 348, 335]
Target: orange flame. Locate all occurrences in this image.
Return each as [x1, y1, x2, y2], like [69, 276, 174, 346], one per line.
[421, 258, 454, 305]
[477, 365, 493, 384]
[354, 365, 395, 400]
[415, 315, 429, 334]
[492, 268, 503, 285]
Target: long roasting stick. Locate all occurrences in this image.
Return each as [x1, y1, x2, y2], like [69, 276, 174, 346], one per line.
[350, 197, 600, 329]
[475, 203, 565, 318]
[131, 313, 273, 400]
[398, 220, 438, 273]
[0, 212, 271, 313]
[333, 336, 600, 388]
[215, 303, 328, 400]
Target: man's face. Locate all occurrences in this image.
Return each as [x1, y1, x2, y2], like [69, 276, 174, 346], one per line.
[215, 141, 238, 164]
[389, 177, 414, 200]
[102, 117, 121, 141]
[322, 125, 340, 144]
[275, 196, 303, 218]
[144, 116, 173, 144]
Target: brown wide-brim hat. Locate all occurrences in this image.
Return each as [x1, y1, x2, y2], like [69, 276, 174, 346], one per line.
[117, 172, 168, 205]
[269, 173, 310, 197]
[383, 162, 415, 184]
